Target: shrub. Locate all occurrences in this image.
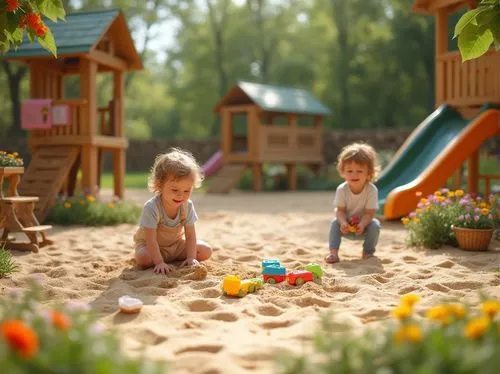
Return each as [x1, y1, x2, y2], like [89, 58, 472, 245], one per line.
[276, 295, 500, 374]
[0, 151, 23, 167]
[46, 195, 141, 226]
[403, 189, 499, 249]
[0, 244, 18, 278]
[0, 278, 166, 373]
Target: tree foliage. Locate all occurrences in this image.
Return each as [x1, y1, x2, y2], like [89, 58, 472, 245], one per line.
[0, 0, 66, 56]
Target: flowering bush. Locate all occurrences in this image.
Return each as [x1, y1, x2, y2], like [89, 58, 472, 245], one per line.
[402, 189, 499, 249]
[0, 151, 23, 167]
[0, 0, 65, 56]
[0, 278, 166, 373]
[277, 294, 500, 374]
[46, 194, 141, 226]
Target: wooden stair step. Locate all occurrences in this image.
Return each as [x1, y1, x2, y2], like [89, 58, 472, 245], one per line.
[22, 225, 52, 233]
[1, 196, 39, 203]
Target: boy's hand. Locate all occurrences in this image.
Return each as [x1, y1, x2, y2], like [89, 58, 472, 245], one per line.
[340, 222, 349, 235]
[356, 223, 366, 236]
[153, 262, 174, 275]
[181, 257, 200, 267]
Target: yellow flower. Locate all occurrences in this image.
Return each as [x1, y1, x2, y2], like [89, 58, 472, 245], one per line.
[425, 206, 432, 212]
[480, 208, 490, 216]
[401, 217, 410, 225]
[12, 152, 19, 157]
[479, 202, 487, 209]
[401, 294, 420, 308]
[447, 191, 455, 198]
[392, 304, 412, 320]
[413, 217, 420, 223]
[416, 208, 423, 214]
[426, 305, 451, 326]
[434, 191, 442, 196]
[455, 190, 464, 197]
[394, 324, 423, 343]
[437, 196, 445, 202]
[107, 203, 115, 209]
[465, 317, 490, 340]
[480, 300, 500, 319]
[63, 202, 71, 209]
[446, 303, 466, 319]
[86, 195, 95, 203]
[420, 198, 428, 204]
[79, 200, 84, 205]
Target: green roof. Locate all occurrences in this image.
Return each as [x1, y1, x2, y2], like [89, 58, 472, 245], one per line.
[3, 9, 120, 58]
[236, 81, 331, 116]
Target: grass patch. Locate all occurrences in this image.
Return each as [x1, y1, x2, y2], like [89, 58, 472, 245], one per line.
[0, 243, 18, 278]
[100, 172, 149, 190]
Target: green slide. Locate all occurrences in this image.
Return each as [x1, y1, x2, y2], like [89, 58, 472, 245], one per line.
[376, 105, 470, 211]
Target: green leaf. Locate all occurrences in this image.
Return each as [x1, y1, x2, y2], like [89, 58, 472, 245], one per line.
[458, 23, 494, 61]
[38, 0, 66, 22]
[5, 12, 20, 34]
[37, 27, 57, 57]
[11, 28, 24, 44]
[454, 8, 485, 38]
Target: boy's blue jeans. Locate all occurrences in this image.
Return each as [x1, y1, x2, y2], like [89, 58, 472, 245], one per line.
[329, 218, 381, 254]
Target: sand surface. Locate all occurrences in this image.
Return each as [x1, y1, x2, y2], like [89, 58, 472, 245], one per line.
[1, 190, 499, 374]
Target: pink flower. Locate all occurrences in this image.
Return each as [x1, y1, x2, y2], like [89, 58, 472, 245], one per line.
[409, 212, 416, 218]
[458, 215, 465, 221]
[465, 214, 471, 220]
[488, 214, 493, 220]
[474, 215, 480, 222]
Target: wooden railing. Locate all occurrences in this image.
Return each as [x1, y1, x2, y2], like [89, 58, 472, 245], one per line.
[256, 125, 322, 162]
[98, 100, 118, 136]
[32, 99, 87, 138]
[437, 50, 500, 107]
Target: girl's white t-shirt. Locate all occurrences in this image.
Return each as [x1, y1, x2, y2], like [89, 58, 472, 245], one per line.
[333, 182, 379, 220]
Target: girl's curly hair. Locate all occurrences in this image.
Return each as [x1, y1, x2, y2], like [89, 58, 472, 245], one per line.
[336, 142, 381, 181]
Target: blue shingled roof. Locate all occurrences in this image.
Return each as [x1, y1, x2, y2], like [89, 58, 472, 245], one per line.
[3, 9, 120, 58]
[225, 81, 332, 116]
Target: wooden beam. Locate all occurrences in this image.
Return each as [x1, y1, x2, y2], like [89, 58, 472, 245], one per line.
[80, 58, 97, 136]
[429, 0, 465, 11]
[113, 70, 124, 137]
[87, 50, 128, 71]
[112, 149, 125, 199]
[467, 150, 479, 194]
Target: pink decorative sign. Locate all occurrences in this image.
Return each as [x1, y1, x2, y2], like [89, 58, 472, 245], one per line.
[52, 105, 70, 125]
[21, 99, 52, 129]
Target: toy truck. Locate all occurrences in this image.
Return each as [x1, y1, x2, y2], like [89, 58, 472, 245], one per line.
[261, 259, 287, 284]
[221, 275, 262, 297]
[287, 263, 324, 286]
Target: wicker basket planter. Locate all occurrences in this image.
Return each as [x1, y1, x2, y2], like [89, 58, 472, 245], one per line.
[452, 226, 494, 251]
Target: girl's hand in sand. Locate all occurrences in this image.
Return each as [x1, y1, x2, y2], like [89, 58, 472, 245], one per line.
[340, 222, 349, 235]
[181, 257, 199, 267]
[153, 262, 174, 275]
[355, 223, 366, 236]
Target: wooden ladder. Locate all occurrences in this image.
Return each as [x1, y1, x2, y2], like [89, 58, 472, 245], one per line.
[17, 146, 80, 222]
[206, 164, 247, 193]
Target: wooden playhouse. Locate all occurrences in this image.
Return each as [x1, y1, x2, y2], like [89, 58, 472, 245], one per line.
[3, 9, 142, 222]
[412, 0, 500, 195]
[210, 81, 331, 193]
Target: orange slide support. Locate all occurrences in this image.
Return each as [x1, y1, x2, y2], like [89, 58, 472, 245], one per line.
[384, 110, 500, 219]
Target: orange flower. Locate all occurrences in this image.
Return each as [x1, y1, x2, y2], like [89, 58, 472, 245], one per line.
[52, 311, 71, 331]
[6, 0, 19, 12]
[0, 320, 39, 359]
[36, 24, 48, 37]
[25, 12, 42, 30]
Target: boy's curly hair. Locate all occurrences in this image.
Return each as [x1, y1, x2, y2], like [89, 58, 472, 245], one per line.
[148, 148, 204, 194]
[336, 142, 381, 181]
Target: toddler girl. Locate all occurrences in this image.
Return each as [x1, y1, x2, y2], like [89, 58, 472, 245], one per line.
[134, 148, 212, 275]
[325, 143, 381, 264]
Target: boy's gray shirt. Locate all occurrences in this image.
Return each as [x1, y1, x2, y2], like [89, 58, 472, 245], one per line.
[334, 182, 379, 220]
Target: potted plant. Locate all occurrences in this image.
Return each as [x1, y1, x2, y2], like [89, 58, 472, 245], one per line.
[452, 193, 498, 251]
[0, 151, 24, 169]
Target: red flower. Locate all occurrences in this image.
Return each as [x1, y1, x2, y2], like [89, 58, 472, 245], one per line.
[5, 0, 19, 12]
[36, 24, 48, 37]
[19, 16, 26, 28]
[25, 12, 42, 30]
[0, 320, 39, 359]
[51, 311, 70, 331]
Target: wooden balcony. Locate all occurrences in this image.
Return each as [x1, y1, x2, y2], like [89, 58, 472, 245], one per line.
[437, 50, 500, 107]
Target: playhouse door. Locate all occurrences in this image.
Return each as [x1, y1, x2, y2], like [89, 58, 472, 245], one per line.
[231, 112, 249, 154]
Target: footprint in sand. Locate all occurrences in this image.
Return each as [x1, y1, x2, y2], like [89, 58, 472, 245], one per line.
[207, 311, 239, 322]
[200, 288, 222, 298]
[426, 283, 450, 292]
[293, 296, 331, 308]
[119, 271, 140, 281]
[184, 299, 219, 312]
[134, 329, 168, 345]
[371, 274, 390, 284]
[236, 254, 260, 262]
[190, 280, 219, 290]
[381, 258, 393, 264]
[436, 260, 456, 268]
[47, 266, 68, 278]
[409, 272, 433, 280]
[398, 285, 422, 294]
[325, 285, 360, 294]
[442, 281, 482, 290]
[255, 304, 284, 317]
[403, 256, 418, 263]
[176, 344, 223, 355]
[356, 309, 390, 322]
[260, 319, 296, 329]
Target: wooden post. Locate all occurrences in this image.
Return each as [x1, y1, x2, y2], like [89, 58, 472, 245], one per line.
[286, 163, 297, 191]
[80, 58, 97, 136]
[252, 163, 262, 192]
[453, 167, 462, 190]
[467, 150, 479, 194]
[113, 148, 125, 199]
[221, 109, 231, 157]
[113, 70, 124, 137]
[435, 8, 448, 107]
[248, 106, 259, 160]
[81, 144, 98, 196]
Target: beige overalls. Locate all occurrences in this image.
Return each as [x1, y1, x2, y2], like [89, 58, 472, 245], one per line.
[133, 197, 187, 262]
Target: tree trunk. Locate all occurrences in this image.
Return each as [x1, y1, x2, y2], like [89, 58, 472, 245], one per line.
[3, 61, 28, 137]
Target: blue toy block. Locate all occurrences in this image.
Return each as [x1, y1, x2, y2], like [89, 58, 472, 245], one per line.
[261, 259, 280, 269]
[262, 264, 286, 276]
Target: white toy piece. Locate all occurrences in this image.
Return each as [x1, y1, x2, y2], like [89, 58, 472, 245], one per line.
[118, 295, 143, 314]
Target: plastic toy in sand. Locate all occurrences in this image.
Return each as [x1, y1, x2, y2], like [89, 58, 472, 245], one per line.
[348, 215, 360, 233]
[261, 259, 323, 285]
[118, 295, 143, 314]
[221, 275, 263, 297]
